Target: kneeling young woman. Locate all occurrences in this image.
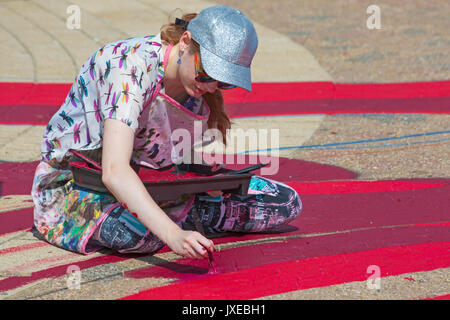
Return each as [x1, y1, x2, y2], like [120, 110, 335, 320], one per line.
[31, 5, 302, 259]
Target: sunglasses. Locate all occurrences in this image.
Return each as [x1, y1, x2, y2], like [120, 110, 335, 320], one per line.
[194, 52, 236, 90]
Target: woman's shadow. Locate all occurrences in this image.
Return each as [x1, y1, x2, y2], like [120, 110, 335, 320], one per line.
[29, 224, 298, 276]
[133, 224, 298, 276]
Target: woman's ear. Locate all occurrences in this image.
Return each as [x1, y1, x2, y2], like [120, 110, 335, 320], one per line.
[179, 31, 193, 52]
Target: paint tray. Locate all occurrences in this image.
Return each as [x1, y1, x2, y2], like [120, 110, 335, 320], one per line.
[69, 159, 267, 202]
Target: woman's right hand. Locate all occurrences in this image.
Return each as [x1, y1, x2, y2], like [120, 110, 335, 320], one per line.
[166, 228, 216, 259]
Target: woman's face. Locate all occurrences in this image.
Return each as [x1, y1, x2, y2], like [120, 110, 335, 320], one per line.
[177, 32, 218, 98]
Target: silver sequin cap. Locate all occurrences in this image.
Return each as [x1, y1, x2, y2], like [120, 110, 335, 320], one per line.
[187, 5, 258, 92]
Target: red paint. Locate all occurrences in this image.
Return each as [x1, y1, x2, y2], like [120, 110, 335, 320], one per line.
[2, 82, 450, 125]
[123, 225, 450, 282]
[0, 157, 358, 237]
[3, 97, 450, 125]
[1, 81, 449, 107]
[70, 162, 230, 182]
[131, 212, 138, 218]
[137, 167, 215, 182]
[2, 222, 447, 293]
[404, 277, 416, 282]
[2, 80, 450, 298]
[410, 222, 450, 227]
[0, 158, 357, 199]
[195, 154, 358, 182]
[0, 251, 132, 292]
[422, 294, 450, 300]
[334, 81, 450, 99]
[225, 97, 450, 118]
[120, 241, 450, 300]
[0, 82, 70, 106]
[6, 252, 77, 274]
[222, 82, 335, 103]
[0, 161, 39, 196]
[0, 241, 49, 255]
[286, 180, 444, 194]
[0, 208, 34, 235]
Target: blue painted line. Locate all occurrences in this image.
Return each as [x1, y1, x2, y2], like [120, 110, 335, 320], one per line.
[238, 130, 450, 154]
[305, 137, 450, 151]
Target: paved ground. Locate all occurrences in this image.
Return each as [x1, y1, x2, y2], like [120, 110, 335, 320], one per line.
[0, 0, 449, 301]
[216, 0, 450, 83]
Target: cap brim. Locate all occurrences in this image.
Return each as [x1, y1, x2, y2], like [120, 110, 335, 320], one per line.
[199, 46, 252, 92]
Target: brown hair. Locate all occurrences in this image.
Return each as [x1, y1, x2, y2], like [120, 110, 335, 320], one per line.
[160, 12, 232, 146]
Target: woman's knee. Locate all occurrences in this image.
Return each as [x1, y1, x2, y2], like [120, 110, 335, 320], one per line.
[96, 207, 143, 251]
[277, 183, 302, 223]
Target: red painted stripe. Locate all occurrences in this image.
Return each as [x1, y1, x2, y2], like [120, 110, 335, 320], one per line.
[0, 121, 48, 126]
[222, 82, 335, 103]
[422, 294, 450, 300]
[1, 223, 448, 293]
[1, 88, 449, 126]
[334, 81, 450, 99]
[285, 180, 445, 194]
[120, 242, 450, 300]
[225, 97, 450, 118]
[0, 161, 40, 197]
[1, 81, 449, 107]
[224, 81, 450, 103]
[0, 241, 48, 255]
[0, 208, 34, 235]
[124, 225, 450, 281]
[0, 82, 70, 106]
[229, 110, 450, 118]
[0, 252, 132, 292]
[410, 222, 450, 227]
[0, 105, 58, 125]
[2, 97, 450, 126]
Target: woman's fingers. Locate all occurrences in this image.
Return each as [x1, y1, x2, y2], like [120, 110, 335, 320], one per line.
[186, 231, 215, 259]
[198, 236, 216, 253]
[185, 246, 202, 259]
[171, 230, 216, 259]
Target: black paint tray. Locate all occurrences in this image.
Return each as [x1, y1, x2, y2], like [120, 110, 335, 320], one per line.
[69, 160, 267, 202]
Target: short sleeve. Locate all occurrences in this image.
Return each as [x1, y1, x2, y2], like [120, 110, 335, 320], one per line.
[97, 48, 154, 133]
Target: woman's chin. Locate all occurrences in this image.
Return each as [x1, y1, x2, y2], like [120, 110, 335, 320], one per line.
[191, 87, 204, 98]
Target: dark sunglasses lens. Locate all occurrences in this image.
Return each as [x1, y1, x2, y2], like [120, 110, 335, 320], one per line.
[196, 75, 236, 89]
[195, 75, 216, 83]
[218, 82, 236, 90]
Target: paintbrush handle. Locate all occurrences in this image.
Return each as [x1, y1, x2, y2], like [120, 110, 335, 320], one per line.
[70, 149, 102, 170]
[191, 207, 215, 266]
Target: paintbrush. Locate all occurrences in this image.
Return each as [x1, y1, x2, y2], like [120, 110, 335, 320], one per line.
[191, 207, 217, 273]
[70, 149, 102, 170]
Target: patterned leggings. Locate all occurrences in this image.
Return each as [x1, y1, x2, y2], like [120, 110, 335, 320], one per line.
[88, 176, 302, 254]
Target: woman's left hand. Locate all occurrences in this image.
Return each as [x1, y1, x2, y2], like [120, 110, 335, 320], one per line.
[210, 161, 226, 172]
[205, 190, 231, 198]
[205, 190, 223, 197]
